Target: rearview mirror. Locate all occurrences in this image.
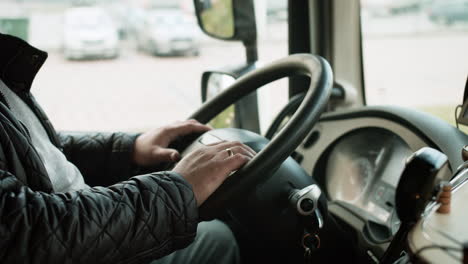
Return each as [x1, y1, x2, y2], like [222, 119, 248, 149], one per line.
[193, 0, 256, 42]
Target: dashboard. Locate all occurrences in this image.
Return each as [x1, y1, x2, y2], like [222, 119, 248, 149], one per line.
[293, 106, 468, 258]
[408, 165, 468, 263]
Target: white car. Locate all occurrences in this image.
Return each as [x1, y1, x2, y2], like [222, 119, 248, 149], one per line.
[63, 7, 120, 60]
[136, 9, 200, 56]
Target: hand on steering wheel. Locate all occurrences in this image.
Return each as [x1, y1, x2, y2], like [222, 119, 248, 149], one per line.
[184, 54, 333, 219]
[173, 141, 256, 206]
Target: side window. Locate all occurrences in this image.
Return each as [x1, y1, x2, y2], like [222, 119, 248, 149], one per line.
[203, 0, 289, 134]
[360, 0, 468, 127]
[257, 0, 289, 133]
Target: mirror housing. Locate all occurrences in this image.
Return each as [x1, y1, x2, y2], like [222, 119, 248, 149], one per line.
[201, 72, 236, 102]
[193, 0, 257, 43]
[201, 63, 258, 102]
[200, 64, 260, 132]
[201, 72, 237, 129]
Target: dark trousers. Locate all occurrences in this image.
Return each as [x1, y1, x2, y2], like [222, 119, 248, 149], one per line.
[152, 220, 240, 264]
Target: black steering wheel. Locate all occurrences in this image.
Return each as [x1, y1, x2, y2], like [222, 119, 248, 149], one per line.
[188, 54, 333, 219]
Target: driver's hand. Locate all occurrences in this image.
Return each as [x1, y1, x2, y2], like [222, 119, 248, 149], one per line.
[173, 141, 256, 206]
[133, 120, 211, 166]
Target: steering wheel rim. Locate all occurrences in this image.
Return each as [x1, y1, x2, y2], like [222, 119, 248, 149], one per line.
[189, 54, 333, 217]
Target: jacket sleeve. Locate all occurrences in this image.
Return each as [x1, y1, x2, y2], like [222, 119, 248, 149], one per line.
[0, 170, 199, 264]
[58, 132, 140, 186]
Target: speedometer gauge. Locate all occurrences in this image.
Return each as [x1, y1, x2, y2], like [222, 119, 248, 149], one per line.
[325, 128, 412, 223]
[328, 155, 374, 202]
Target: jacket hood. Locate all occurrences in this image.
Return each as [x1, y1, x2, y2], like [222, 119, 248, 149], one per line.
[0, 33, 48, 93]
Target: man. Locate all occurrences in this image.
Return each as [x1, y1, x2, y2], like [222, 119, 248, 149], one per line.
[0, 32, 255, 263]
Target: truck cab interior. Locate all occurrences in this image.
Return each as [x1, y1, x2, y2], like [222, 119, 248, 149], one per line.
[190, 0, 468, 263]
[3, 0, 468, 263]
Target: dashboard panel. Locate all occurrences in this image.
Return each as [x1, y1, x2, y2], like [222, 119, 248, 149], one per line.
[293, 106, 468, 258]
[297, 117, 430, 176]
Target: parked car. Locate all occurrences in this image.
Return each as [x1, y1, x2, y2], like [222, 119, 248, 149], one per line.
[428, 0, 468, 25]
[63, 7, 120, 60]
[135, 9, 200, 56]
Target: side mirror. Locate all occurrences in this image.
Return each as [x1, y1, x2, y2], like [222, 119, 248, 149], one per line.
[201, 68, 260, 132]
[201, 72, 237, 129]
[201, 72, 236, 102]
[193, 0, 256, 43]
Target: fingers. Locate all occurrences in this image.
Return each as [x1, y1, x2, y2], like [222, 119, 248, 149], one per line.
[221, 145, 255, 159]
[222, 152, 252, 173]
[166, 119, 211, 139]
[210, 141, 257, 157]
[209, 141, 256, 174]
[172, 140, 255, 206]
[152, 147, 181, 162]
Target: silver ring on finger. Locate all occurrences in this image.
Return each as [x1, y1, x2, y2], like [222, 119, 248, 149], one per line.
[226, 148, 234, 157]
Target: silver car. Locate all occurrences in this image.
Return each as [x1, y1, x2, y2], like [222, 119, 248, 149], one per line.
[136, 9, 200, 56]
[63, 7, 120, 60]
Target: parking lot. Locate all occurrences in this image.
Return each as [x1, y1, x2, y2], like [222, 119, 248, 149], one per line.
[32, 30, 290, 132]
[25, 12, 468, 132]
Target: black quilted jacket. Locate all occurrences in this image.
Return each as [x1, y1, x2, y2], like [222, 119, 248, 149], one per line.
[0, 33, 198, 263]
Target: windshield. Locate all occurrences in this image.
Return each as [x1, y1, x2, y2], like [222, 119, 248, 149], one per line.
[360, 0, 468, 127]
[0, 0, 288, 132]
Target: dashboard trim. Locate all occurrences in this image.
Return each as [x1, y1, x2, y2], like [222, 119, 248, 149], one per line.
[297, 117, 430, 175]
[316, 106, 468, 169]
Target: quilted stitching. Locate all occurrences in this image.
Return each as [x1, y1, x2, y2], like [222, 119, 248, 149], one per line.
[0, 88, 197, 263]
[0, 118, 52, 190]
[1, 172, 198, 264]
[58, 132, 138, 187]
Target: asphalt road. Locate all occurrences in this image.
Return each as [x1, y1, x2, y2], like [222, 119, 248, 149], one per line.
[362, 13, 468, 109]
[32, 39, 289, 132]
[363, 33, 468, 108]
